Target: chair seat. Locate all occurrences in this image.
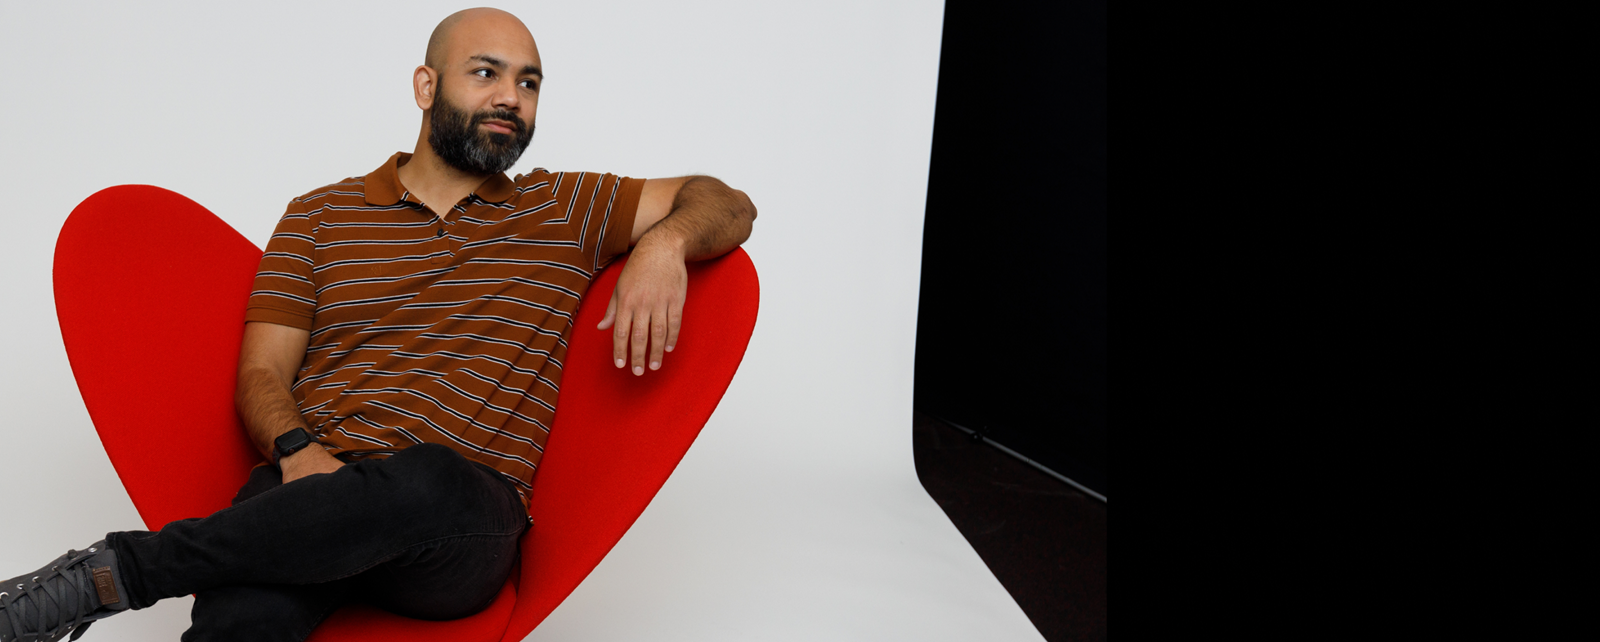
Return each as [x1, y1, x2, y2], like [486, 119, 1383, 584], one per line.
[55, 185, 759, 641]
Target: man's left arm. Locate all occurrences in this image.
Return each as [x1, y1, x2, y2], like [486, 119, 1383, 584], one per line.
[596, 175, 757, 375]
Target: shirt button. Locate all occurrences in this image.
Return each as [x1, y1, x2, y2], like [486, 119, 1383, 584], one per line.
[436, 228, 445, 238]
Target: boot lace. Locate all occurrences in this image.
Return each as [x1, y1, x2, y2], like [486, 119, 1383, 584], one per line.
[0, 548, 102, 641]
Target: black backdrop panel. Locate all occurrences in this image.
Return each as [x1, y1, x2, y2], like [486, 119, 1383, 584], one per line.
[914, 0, 1107, 494]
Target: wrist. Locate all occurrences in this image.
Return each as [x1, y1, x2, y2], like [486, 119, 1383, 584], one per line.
[278, 444, 327, 470]
[637, 227, 688, 260]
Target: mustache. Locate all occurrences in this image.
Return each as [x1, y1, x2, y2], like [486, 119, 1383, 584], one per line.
[473, 110, 526, 134]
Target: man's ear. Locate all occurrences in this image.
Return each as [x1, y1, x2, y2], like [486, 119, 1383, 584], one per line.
[413, 65, 437, 111]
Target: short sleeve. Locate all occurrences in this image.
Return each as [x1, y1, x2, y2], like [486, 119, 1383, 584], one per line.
[560, 172, 642, 273]
[244, 199, 317, 330]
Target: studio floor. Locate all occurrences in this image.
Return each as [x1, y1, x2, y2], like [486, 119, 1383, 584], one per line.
[912, 412, 1107, 642]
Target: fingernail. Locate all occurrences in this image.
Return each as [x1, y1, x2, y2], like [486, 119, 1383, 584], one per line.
[633, 366, 644, 376]
[650, 361, 661, 370]
[666, 345, 674, 352]
[615, 359, 625, 368]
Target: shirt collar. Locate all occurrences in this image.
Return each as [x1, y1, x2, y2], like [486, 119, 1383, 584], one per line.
[363, 151, 517, 206]
[474, 171, 516, 203]
[362, 152, 411, 206]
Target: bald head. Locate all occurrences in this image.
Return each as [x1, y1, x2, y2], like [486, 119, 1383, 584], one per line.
[425, 7, 537, 72]
[410, 7, 543, 177]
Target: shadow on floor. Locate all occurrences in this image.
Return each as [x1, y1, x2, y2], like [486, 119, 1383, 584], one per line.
[913, 411, 1107, 642]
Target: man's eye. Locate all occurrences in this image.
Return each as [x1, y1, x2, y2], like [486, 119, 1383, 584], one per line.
[521, 80, 538, 90]
[474, 69, 492, 78]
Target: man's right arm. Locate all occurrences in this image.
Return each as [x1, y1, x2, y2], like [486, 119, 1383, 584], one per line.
[236, 321, 344, 483]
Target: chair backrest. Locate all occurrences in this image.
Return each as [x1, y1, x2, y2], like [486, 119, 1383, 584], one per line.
[506, 242, 758, 637]
[56, 185, 265, 527]
[54, 185, 760, 639]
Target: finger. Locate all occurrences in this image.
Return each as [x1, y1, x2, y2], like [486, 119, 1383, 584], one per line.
[612, 307, 631, 368]
[630, 310, 649, 376]
[649, 306, 668, 370]
[596, 290, 619, 330]
[665, 299, 683, 353]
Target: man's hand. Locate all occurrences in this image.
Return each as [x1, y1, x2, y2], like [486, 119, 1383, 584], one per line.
[599, 174, 755, 375]
[597, 235, 688, 375]
[279, 446, 346, 484]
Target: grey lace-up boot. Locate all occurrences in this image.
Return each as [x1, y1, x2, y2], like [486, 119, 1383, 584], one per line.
[0, 541, 131, 641]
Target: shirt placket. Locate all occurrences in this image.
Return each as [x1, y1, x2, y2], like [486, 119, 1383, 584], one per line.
[438, 198, 473, 264]
[404, 192, 473, 265]
[411, 197, 451, 266]
[430, 212, 450, 264]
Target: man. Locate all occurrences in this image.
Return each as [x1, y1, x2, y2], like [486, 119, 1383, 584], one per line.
[0, 7, 755, 642]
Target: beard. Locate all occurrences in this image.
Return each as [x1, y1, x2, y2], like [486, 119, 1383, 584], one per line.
[427, 90, 535, 175]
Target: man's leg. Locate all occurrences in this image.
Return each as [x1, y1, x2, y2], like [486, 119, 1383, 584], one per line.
[181, 512, 522, 642]
[357, 514, 525, 621]
[178, 465, 357, 642]
[106, 442, 527, 610]
[2, 443, 525, 641]
[181, 581, 355, 642]
[181, 450, 525, 638]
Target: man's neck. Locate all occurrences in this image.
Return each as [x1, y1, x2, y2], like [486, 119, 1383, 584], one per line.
[396, 145, 497, 219]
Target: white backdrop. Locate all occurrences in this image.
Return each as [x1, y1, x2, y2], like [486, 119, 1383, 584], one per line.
[0, 2, 1043, 640]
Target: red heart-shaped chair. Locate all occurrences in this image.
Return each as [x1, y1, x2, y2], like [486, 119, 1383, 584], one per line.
[52, 185, 759, 641]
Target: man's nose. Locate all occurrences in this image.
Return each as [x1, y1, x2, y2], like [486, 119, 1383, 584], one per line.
[492, 78, 520, 111]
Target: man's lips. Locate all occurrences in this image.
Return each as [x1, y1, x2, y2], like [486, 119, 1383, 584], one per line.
[480, 120, 518, 134]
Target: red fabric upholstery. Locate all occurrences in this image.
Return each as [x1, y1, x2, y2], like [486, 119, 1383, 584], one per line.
[53, 185, 759, 641]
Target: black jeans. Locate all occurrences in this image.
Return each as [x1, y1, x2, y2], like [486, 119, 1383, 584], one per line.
[104, 443, 529, 642]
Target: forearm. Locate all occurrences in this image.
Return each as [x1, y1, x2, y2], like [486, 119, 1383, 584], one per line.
[641, 176, 756, 261]
[235, 366, 314, 461]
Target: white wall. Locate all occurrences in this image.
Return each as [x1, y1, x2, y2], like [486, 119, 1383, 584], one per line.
[0, 1, 1043, 640]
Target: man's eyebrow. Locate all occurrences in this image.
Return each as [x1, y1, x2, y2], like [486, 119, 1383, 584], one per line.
[468, 54, 542, 78]
[468, 54, 506, 69]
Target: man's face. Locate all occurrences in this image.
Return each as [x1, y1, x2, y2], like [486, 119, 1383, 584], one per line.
[425, 17, 543, 177]
[428, 75, 536, 176]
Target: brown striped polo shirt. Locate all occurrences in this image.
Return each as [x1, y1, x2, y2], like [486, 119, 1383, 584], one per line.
[245, 151, 642, 509]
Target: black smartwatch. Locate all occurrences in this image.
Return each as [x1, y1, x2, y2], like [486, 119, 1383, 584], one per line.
[272, 427, 318, 468]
